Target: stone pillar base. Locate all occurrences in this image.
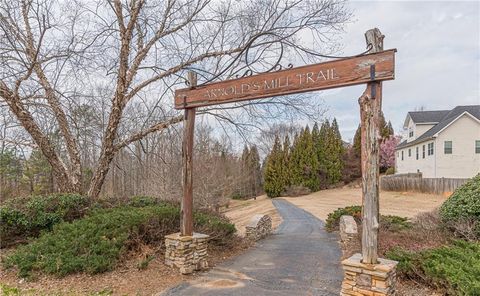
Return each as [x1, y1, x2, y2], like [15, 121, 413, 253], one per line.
[164, 232, 209, 274]
[341, 253, 398, 296]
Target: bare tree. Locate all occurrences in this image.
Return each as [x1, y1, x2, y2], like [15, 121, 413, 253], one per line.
[0, 0, 351, 198]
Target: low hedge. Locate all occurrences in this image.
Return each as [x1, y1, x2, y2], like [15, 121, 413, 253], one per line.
[325, 206, 362, 231]
[1, 194, 90, 246]
[387, 240, 480, 295]
[3, 204, 236, 278]
[325, 206, 412, 233]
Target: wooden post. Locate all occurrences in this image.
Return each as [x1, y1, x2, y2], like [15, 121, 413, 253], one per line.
[181, 71, 197, 236]
[359, 28, 384, 264]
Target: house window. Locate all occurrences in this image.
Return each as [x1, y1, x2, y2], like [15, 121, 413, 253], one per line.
[476, 140, 480, 154]
[408, 148, 411, 157]
[422, 145, 425, 158]
[444, 141, 452, 154]
[416, 147, 419, 160]
[409, 129, 414, 137]
[428, 142, 434, 155]
[401, 151, 404, 161]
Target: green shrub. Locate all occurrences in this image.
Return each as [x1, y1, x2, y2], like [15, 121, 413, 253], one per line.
[128, 195, 165, 207]
[3, 204, 236, 278]
[380, 215, 412, 232]
[194, 211, 236, 244]
[325, 205, 362, 231]
[387, 240, 480, 295]
[440, 174, 480, 238]
[1, 194, 90, 246]
[385, 167, 395, 175]
[325, 206, 411, 233]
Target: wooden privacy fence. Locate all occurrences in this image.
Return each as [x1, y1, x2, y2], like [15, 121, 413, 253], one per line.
[380, 173, 470, 194]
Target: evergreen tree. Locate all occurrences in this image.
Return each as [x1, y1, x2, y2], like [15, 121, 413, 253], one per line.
[312, 122, 328, 188]
[326, 118, 345, 185]
[23, 149, 53, 194]
[384, 121, 394, 138]
[282, 135, 291, 188]
[303, 126, 320, 191]
[379, 111, 394, 141]
[247, 145, 262, 197]
[0, 149, 23, 198]
[317, 120, 330, 180]
[239, 145, 250, 197]
[263, 136, 284, 197]
[353, 124, 361, 157]
[289, 126, 319, 191]
[289, 131, 302, 185]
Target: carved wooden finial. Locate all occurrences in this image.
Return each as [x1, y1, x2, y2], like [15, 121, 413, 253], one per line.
[365, 28, 384, 53]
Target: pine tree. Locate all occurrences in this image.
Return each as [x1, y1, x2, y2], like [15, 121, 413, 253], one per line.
[302, 126, 320, 191]
[379, 111, 394, 141]
[289, 131, 302, 185]
[247, 145, 262, 198]
[384, 121, 394, 138]
[326, 118, 345, 185]
[317, 120, 330, 181]
[23, 149, 53, 194]
[282, 135, 291, 188]
[239, 145, 250, 197]
[353, 124, 361, 157]
[289, 126, 319, 191]
[263, 136, 284, 197]
[0, 149, 23, 198]
[312, 122, 328, 188]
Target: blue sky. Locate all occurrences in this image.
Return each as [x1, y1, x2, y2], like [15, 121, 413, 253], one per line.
[323, 0, 480, 141]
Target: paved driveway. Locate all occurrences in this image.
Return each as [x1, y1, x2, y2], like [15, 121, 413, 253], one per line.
[160, 199, 343, 296]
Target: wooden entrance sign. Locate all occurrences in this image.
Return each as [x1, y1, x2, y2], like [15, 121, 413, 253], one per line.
[175, 49, 395, 109]
[178, 28, 394, 267]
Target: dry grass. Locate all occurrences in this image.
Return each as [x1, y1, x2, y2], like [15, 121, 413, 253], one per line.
[221, 195, 282, 236]
[282, 187, 448, 221]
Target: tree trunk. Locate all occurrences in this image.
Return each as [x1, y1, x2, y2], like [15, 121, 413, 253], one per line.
[0, 83, 76, 193]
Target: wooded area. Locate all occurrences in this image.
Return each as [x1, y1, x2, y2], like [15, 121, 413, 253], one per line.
[0, 0, 352, 200]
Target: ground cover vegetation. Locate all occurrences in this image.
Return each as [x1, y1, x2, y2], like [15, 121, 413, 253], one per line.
[1, 194, 236, 278]
[329, 175, 480, 295]
[325, 206, 412, 232]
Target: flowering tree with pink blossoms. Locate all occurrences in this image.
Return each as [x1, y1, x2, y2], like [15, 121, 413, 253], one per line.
[380, 135, 400, 170]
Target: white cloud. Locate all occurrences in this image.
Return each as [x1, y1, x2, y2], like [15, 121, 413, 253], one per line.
[323, 0, 480, 141]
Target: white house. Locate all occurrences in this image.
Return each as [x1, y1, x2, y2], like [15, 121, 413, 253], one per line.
[395, 105, 480, 178]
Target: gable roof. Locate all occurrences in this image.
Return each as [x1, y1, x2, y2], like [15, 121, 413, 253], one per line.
[407, 110, 449, 124]
[397, 105, 480, 149]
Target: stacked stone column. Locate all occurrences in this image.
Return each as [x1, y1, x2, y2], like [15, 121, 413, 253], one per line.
[245, 214, 272, 241]
[341, 253, 398, 296]
[164, 232, 209, 274]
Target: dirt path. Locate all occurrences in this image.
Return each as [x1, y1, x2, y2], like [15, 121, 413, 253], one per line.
[161, 199, 343, 296]
[283, 188, 448, 220]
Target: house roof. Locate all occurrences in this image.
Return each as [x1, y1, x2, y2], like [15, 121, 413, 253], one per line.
[397, 105, 480, 149]
[407, 110, 450, 124]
